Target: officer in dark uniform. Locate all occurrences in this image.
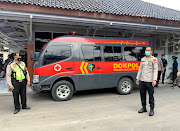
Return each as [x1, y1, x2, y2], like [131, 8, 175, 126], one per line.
[6, 53, 31, 114]
[172, 56, 178, 83]
[136, 47, 158, 116]
[161, 54, 168, 84]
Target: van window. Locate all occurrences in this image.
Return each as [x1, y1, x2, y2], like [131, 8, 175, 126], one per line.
[82, 45, 101, 61]
[113, 47, 122, 61]
[43, 45, 71, 65]
[104, 46, 122, 61]
[104, 46, 113, 61]
[124, 47, 137, 61]
[94, 46, 101, 61]
[137, 47, 146, 61]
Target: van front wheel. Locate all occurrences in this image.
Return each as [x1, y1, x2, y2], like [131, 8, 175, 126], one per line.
[51, 81, 74, 101]
[117, 78, 133, 95]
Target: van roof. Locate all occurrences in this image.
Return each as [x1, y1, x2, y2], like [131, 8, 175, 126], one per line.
[50, 36, 149, 46]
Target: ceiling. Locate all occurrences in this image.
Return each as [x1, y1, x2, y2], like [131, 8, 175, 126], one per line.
[0, 19, 29, 49]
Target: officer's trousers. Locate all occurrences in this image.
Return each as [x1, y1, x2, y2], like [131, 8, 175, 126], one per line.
[140, 81, 154, 108]
[162, 69, 166, 83]
[173, 71, 177, 83]
[157, 71, 162, 84]
[12, 79, 27, 109]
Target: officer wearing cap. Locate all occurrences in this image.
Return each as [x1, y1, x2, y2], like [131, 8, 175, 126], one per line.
[6, 53, 31, 114]
[136, 47, 158, 116]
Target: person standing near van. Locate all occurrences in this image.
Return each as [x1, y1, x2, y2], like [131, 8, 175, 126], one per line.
[0, 55, 3, 75]
[172, 56, 178, 83]
[136, 47, 158, 116]
[161, 54, 168, 84]
[6, 53, 31, 114]
[154, 53, 163, 87]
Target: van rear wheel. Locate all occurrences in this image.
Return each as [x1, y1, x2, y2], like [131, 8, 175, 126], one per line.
[51, 80, 74, 101]
[117, 78, 133, 95]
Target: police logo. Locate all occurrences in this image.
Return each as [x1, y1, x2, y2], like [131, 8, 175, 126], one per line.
[88, 64, 95, 72]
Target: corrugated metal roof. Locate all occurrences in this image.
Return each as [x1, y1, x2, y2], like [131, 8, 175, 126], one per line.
[0, 0, 180, 21]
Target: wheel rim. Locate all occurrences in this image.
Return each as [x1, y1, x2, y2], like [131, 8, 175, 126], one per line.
[56, 85, 70, 99]
[121, 81, 131, 93]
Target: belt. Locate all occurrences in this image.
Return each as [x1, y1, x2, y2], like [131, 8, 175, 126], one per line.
[18, 80, 23, 82]
[13, 79, 25, 83]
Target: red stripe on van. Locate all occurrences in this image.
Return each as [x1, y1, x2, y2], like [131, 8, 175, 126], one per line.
[51, 37, 149, 45]
[33, 61, 141, 76]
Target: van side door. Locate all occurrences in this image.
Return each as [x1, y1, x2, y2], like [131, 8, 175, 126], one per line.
[78, 44, 103, 90]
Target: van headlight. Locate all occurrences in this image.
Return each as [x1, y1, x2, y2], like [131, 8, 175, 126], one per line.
[33, 75, 39, 83]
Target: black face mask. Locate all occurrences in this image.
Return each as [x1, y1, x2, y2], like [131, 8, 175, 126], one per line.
[17, 58, 21, 61]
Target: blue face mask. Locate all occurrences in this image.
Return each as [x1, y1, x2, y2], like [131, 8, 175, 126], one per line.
[162, 57, 165, 59]
[145, 51, 150, 56]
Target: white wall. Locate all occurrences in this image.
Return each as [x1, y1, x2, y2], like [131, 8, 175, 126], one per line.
[0, 51, 8, 63]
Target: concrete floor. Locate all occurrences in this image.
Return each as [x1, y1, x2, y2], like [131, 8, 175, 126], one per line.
[0, 84, 180, 131]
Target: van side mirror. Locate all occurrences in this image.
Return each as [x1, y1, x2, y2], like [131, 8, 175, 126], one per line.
[30, 51, 34, 60]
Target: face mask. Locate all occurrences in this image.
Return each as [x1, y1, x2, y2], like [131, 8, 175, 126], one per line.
[17, 58, 21, 61]
[162, 57, 165, 59]
[145, 52, 150, 56]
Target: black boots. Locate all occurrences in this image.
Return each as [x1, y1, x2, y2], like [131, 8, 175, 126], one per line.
[22, 106, 31, 110]
[138, 107, 147, 113]
[149, 108, 154, 116]
[138, 107, 154, 116]
[14, 108, 20, 114]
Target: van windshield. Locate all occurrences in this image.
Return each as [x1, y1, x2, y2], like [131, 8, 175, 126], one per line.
[36, 44, 47, 61]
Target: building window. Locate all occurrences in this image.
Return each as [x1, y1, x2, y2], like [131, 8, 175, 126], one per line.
[124, 47, 137, 61]
[82, 45, 101, 61]
[35, 32, 52, 52]
[53, 33, 66, 39]
[43, 45, 71, 65]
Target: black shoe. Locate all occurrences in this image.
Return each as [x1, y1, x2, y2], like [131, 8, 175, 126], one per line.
[138, 107, 147, 113]
[149, 108, 154, 116]
[22, 106, 31, 110]
[162, 82, 164, 84]
[14, 108, 20, 114]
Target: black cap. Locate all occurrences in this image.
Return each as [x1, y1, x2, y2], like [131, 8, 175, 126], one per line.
[12, 53, 20, 57]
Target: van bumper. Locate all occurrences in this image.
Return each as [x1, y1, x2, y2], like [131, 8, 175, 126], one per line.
[31, 83, 41, 92]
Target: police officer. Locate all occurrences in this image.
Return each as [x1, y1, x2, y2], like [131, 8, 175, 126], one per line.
[6, 53, 31, 114]
[154, 53, 163, 87]
[172, 56, 178, 84]
[161, 54, 168, 84]
[136, 47, 158, 116]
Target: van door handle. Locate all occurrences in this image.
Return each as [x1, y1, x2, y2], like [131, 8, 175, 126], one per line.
[97, 67, 101, 69]
[66, 67, 72, 70]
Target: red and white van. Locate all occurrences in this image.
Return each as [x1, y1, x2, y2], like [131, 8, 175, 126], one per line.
[31, 36, 149, 101]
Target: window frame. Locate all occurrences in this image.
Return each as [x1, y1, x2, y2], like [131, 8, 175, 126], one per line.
[123, 46, 138, 62]
[136, 46, 146, 61]
[81, 45, 102, 62]
[42, 45, 72, 66]
[103, 45, 123, 62]
[123, 46, 147, 62]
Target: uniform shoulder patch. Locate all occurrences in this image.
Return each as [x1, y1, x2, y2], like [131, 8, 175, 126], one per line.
[153, 58, 157, 63]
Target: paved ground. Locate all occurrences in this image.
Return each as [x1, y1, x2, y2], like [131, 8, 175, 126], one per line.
[0, 83, 180, 131]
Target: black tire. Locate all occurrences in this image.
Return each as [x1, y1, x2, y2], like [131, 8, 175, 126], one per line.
[117, 77, 133, 95]
[51, 80, 74, 101]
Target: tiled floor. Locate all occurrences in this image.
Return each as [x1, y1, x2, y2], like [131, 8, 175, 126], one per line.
[0, 78, 32, 94]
